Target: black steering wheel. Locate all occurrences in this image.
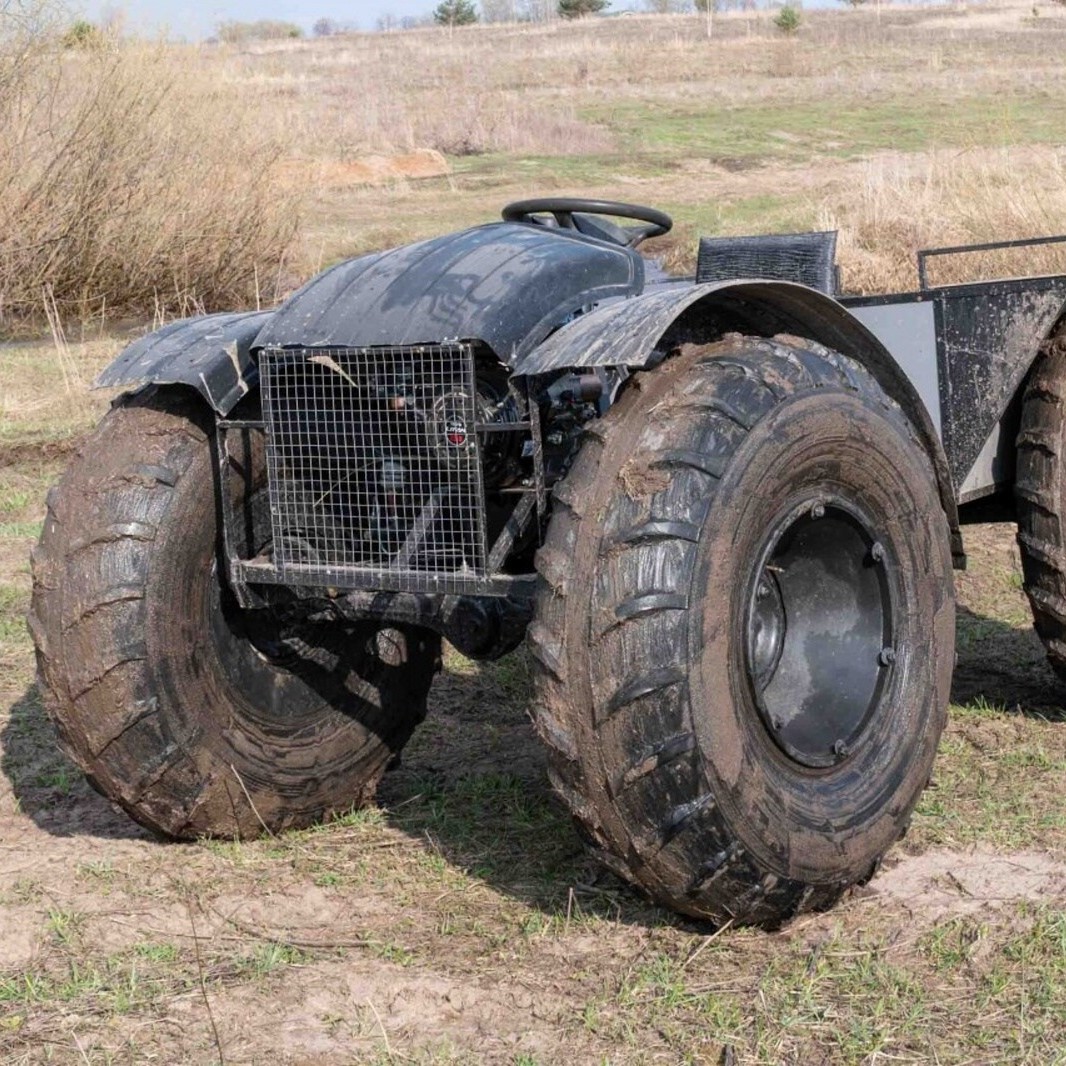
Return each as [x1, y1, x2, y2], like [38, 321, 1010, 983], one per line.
[501, 197, 673, 249]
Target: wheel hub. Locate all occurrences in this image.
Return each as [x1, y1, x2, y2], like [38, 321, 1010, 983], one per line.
[744, 498, 895, 768]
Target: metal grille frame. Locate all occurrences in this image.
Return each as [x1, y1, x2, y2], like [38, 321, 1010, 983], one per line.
[242, 343, 527, 597]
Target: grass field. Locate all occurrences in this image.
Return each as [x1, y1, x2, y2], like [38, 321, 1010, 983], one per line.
[2, 1, 1066, 1062]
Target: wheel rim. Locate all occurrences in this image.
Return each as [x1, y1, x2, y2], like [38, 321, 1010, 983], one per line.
[743, 497, 896, 769]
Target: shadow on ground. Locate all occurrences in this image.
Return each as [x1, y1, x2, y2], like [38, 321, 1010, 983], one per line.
[1, 685, 153, 841]
[377, 648, 674, 926]
[3, 602, 1063, 923]
[953, 605, 1065, 720]
[0, 649, 669, 923]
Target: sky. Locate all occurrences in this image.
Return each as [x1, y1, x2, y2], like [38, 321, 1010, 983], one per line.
[80, 0, 439, 38]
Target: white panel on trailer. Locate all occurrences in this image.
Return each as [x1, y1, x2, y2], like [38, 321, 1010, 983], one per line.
[848, 301, 941, 438]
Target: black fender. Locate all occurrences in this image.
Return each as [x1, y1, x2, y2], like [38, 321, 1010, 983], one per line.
[251, 223, 643, 362]
[95, 310, 272, 415]
[516, 280, 963, 563]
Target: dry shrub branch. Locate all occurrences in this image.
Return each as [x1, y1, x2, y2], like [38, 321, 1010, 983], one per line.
[0, 27, 300, 332]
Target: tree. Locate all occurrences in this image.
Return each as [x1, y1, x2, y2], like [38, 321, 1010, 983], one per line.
[434, 0, 479, 25]
[61, 19, 103, 48]
[774, 4, 801, 33]
[313, 17, 339, 35]
[558, 0, 608, 18]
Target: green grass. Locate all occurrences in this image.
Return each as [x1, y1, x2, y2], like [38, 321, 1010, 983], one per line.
[0, 587, 26, 634]
[0, 521, 41, 540]
[584, 90, 1066, 167]
[0, 488, 33, 517]
[0, 936, 312, 1032]
[574, 907, 1066, 1063]
[912, 699, 1066, 851]
[389, 770, 573, 890]
[133, 942, 178, 963]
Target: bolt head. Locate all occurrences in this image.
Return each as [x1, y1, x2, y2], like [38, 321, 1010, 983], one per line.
[879, 647, 897, 666]
[871, 541, 885, 563]
[810, 502, 826, 520]
[832, 739, 849, 759]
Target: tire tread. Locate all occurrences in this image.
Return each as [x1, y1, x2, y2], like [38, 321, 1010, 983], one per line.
[531, 334, 940, 925]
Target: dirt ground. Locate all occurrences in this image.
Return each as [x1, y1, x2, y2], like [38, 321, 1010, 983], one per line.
[1, 455, 1065, 1064]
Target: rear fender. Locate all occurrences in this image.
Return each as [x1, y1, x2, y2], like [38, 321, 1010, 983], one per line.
[517, 280, 963, 564]
[95, 311, 273, 415]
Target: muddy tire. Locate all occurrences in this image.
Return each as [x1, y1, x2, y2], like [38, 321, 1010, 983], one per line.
[1016, 338, 1066, 676]
[530, 335, 955, 926]
[29, 390, 440, 839]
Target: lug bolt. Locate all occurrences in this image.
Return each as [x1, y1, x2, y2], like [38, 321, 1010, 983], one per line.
[757, 582, 769, 600]
[772, 716, 784, 731]
[832, 739, 849, 759]
[879, 647, 897, 666]
[810, 502, 825, 520]
[871, 542, 885, 563]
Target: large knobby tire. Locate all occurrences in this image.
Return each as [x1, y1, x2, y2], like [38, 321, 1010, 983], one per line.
[530, 335, 955, 926]
[1016, 337, 1066, 676]
[29, 390, 440, 839]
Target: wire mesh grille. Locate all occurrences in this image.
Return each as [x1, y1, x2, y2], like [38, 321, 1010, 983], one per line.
[260, 344, 489, 592]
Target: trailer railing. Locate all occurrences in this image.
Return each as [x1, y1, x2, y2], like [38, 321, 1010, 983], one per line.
[918, 234, 1066, 291]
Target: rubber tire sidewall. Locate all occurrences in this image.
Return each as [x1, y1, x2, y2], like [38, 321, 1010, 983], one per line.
[33, 393, 440, 839]
[689, 390, 955, 884]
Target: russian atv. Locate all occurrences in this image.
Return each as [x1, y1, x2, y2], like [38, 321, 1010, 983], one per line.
[29, 198, 1066, 926]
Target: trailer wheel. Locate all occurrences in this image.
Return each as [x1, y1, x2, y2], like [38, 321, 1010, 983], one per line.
[530, 336, 954, 925]
[1016, 339, 1066, 676]
[29, 390, 440, 839]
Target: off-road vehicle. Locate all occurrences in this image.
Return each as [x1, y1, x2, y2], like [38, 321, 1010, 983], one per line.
[31, 199, 1066, 925]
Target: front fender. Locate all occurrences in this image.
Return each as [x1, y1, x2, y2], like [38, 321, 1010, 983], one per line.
[95, 310, 273, 415]
[517, 280, 963, 564]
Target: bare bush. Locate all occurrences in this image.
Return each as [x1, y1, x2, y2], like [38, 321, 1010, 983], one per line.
[0, 34, 299, 331]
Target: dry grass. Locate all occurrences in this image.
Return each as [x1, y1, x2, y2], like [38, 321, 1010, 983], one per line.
[207, 2, 1066, 292]
[826, 147, 1066, 293]
[7, 2, 1066, 331]
[0, 32, 298, 332]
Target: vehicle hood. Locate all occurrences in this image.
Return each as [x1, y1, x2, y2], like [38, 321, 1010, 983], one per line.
[253, 222, 644, 363]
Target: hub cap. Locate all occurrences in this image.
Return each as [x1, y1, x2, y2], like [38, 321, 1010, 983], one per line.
[744, 498, 895, 768]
